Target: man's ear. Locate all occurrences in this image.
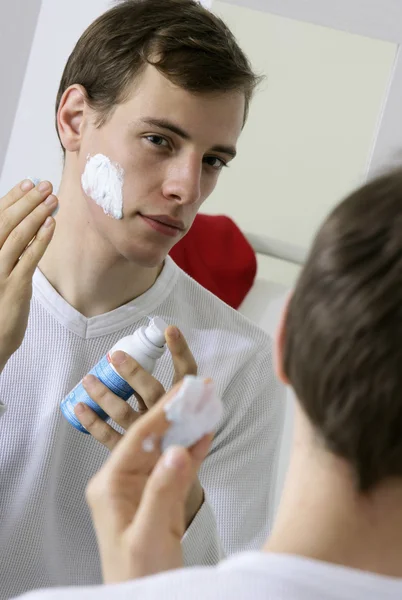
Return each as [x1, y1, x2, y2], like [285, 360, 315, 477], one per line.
[274, 291, 292, 385]
[56, 84, 88, 153]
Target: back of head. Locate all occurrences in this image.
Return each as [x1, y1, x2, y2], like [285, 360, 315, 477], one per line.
[283, 168, 402, 493]
[55, 0, 260, 143]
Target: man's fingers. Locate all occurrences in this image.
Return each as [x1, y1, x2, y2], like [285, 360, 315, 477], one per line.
[0, 184, 57, 277]
[81, 374, 140, 431]
[128, 446, 195, 548]
[105, 381, 184, 474]
[85, 384, 185, 544]
[0, 180, 35, 211]
[0, 181, 54, 249]
[12, 215, 56, 279]
[110, 352, 166, 409]
[165, 326, 197, 384]
[74, 402, 123, 451]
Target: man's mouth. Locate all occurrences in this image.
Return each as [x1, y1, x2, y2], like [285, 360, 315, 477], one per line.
[139, 214, 185, 237]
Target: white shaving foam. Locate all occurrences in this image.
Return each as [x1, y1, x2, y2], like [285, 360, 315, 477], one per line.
[81, 153, 124, 220]
[142, 433, 157, 453]
[161, 376, 223, 452]
[25, 176, 41, 187]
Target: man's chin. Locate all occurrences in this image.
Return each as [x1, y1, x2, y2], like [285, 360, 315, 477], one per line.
[121, 246, 169, 269]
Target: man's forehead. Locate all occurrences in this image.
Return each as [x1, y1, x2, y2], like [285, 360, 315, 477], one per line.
[123, 65, 246, 137]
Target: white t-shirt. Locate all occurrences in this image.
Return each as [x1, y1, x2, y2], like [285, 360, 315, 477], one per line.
[16, 552, 402, 600]
[0, 257, 285, 599]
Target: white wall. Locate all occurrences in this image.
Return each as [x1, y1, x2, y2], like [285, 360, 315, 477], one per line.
[0, 0, 113, 195]
[205, 1, 396, 284]
[0, 0, 42, 177]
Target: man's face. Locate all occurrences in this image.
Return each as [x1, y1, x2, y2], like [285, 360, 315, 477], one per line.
[76, 65, 245, 267]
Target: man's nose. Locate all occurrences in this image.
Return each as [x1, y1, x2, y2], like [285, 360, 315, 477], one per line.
[162, 158, 202, 206]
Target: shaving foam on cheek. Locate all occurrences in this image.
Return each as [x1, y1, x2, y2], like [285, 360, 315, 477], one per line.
[81, 153, 124, 220]
[161, 376, 223, 452]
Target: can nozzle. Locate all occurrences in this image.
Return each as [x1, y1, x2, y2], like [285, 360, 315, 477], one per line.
[145, 317, 167, 347]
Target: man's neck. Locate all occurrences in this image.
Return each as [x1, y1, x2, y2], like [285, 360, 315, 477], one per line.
[264, 413, 402, 578]
[39, 184, 162, 318]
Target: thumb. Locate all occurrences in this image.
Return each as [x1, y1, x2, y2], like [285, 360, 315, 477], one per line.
[128, 445, 195, 543]
[165, 326, 198, 384]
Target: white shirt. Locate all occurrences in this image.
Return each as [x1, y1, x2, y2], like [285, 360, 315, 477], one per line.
[0, 257, 285, 599]
[16, 552, 402, 600]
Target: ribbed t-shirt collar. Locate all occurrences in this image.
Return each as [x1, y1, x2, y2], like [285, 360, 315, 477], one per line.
[32, 256, 179, 339]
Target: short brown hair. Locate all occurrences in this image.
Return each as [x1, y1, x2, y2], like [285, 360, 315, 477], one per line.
[283, 168, 402, 492]
[55, 0, 260, 144]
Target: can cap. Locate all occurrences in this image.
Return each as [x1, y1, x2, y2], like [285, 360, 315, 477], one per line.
[145, 317, 167, 347]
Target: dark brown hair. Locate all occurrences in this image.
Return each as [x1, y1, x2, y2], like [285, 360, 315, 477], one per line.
[55, 0, 260, 145]
[283, 168, 402, 492]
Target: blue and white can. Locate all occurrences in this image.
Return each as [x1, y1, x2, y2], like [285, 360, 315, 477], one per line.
[61, 317, 168, 433]
[60, 353, 134, 433]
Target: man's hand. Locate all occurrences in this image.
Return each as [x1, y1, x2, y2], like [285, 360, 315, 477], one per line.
[74, 326, 197, 448]
[0, 180, 57, 372]
[85, 380, 213, 584]
[75, 326, 204, 525]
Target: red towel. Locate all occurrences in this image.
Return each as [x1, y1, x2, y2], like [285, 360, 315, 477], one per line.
[169, 213, 257, 309]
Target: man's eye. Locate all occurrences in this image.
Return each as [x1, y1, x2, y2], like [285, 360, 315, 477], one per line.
[204, 156, 227, 170]
[146, 135, 170, 147]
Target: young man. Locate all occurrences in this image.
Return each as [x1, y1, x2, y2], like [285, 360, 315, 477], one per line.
[19, 167, 402, 600]
[0, 0, 285, 597]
